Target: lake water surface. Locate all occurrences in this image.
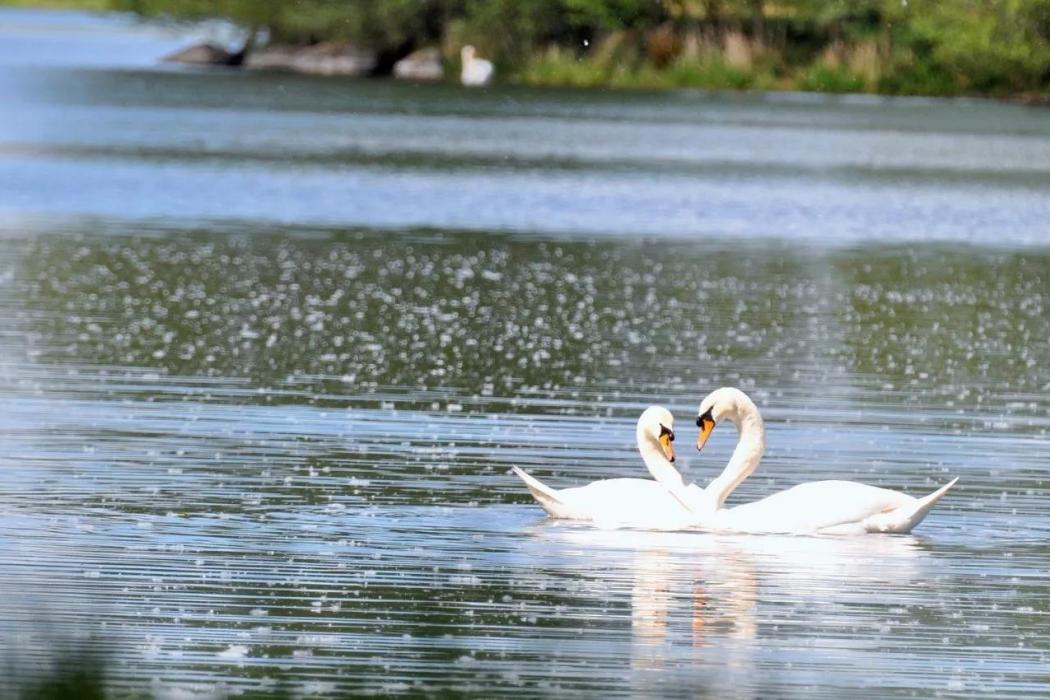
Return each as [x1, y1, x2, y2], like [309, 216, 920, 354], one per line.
[1, 9, 1049, 698]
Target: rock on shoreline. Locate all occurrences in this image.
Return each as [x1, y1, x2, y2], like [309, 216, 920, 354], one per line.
[164, 43, 239, 66]
[165, 41, 378, 76]
[393, 48, 444, 81]
[247, 42, 377, 75]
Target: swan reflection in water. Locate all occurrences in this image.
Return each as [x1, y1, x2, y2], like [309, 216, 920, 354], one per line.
[527, 524, 931, 695]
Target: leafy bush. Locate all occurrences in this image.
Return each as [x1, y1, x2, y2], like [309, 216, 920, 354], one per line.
[797, 63, 867, 93]
[878, 57, 958, 96]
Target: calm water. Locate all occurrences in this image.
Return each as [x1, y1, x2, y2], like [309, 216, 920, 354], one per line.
[2, 9, 1050, 698]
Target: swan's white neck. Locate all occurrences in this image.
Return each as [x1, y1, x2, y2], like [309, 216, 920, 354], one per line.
[706, 402, 765, 509]
[637, 423, 685, 492]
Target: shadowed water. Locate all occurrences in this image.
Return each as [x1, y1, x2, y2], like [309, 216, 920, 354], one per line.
[1, 9, 1049, 698]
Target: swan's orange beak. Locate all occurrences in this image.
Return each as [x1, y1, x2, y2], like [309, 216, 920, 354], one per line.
[658, 432, 675, 462]
[696, 415, 715, 451]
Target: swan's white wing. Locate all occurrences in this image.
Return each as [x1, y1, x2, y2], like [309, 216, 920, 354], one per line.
[513, 468, 700, 530]
[853, 477, 958, 534]
[462, 59, 493, 86]
[513, 467, 577, 519]
[558, 479, 699, 529]
[717, 480, 915, 534]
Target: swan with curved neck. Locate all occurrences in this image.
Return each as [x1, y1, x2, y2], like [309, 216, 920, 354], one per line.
[693, 387, 957, 535]
[513, 406, 706, 529]
[460, 45, 494, 86]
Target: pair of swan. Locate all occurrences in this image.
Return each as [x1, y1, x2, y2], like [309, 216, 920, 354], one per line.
[513, 387, 957, 535]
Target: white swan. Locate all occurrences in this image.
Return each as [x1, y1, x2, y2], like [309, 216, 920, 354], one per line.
[513, 406, 706, 530]
[692, 387, 958, 535]
[460, 45, 494, 86]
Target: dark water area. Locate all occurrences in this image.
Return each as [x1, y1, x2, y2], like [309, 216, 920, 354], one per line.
[1, 8, 1049, 698]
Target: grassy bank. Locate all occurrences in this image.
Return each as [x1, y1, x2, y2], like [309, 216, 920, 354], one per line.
[513, 18, 1044, 98]
[517, 37, 874, 94]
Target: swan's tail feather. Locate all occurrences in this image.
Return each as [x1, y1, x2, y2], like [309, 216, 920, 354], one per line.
[864, 477, 958, 534]
[512, 467, 572, 518]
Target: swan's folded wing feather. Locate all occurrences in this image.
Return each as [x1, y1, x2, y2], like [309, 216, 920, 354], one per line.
[512, 467, 579, 519]
[858, 477, 958, 534]
[720, 480, 914, 534]
[561, 479, 699, 529]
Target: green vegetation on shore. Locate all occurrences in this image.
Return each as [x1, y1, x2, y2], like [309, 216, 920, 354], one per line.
[8, 0, 1050, 98]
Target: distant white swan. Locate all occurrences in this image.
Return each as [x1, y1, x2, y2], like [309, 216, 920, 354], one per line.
[692, 387, 957, 535]
[513, 407, 706, 530]
[460, 45, 493, 86]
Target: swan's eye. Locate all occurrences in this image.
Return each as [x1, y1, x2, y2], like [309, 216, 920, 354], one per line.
[696, 408, 713, 427]
[659, 424, 673, 440]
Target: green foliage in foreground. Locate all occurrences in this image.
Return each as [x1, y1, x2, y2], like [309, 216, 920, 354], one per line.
[11, 653, 292, 700]
[21, 670, 108, 700]
[7, 0, 1050, 97]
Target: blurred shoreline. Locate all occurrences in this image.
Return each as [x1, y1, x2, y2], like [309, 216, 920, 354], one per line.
[2, 1, 1049, 102]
